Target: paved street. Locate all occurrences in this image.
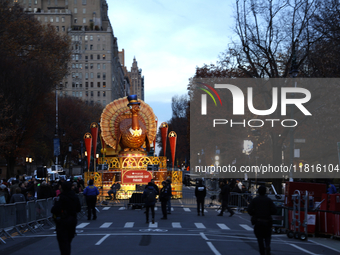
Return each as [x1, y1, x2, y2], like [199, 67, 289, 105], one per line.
[1, 187, 340, 255]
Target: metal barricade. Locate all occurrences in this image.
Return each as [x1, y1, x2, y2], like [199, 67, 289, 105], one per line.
[125, 191, 144, 209]
[0, 204, 16, 239]
[229, 192, 252, 211]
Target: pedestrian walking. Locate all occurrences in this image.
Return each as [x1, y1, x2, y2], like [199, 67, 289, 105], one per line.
[83, 179, 99, 220]
[159, 181, 170, 219]
[51, 181, 81, 255]
[217, 179, 234, 217]
[248, 185, 277, 255]
[166, 179, 172, 214]
[142, 182, 158, 223]
[195, 179, 206, 216]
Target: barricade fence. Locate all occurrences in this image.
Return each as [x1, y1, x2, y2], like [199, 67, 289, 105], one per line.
[0, 194, 87, 244]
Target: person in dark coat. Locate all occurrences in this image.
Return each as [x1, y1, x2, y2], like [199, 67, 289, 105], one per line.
[83, 179, 99, 220]
[217, 179, 234, 217]
[142, 182, 158, 223]
[248, 185, 277, 255]
[195, 179, 206, 216]
[51, 181, 81, 255]
[166, 179, 172, 214]
[159, 181, 170, 219]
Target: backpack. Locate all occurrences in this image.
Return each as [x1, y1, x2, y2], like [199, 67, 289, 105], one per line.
[146, 189, 156, 203]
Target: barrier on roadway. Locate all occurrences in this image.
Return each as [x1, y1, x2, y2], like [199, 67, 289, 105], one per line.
[0, 194, 87, 245]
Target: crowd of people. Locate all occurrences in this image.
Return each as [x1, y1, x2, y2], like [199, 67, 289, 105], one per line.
[0, 176, 85, 204]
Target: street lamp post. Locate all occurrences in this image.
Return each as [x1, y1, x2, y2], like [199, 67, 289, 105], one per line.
[289, 45, 299, 182]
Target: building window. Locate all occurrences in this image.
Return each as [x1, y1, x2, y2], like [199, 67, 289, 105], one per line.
[72, 81, 75, 87]
[97, 44, 100, 50]
[102, 44, 106, 50]
[90, 45, 93, 50]
[75, 54, 79, 60]
[90, 63, 93, 69]
[62, 26, 65, 31]
[56, 26, 59, 31]
[90, 35, 93, 41]
[85, 55, 88, 60]
[97, 82, 100, 88]
[79, 83, 82, 88]
[90, 54, 93, 60]
[37, 16, 40, 21]
[102, 54, 106, 59]
[82, 0, 86, 4]
[50, 17, 54, 22]
[80, 64, 82, 69]
[91, 91, 93, 97]
[97, 91, 100, 97]
[74, 18, 77, 24]
[79, 73, 82, 79]
[86, 91, 88, 97]
[90, 72, 93, 79]
[74, 8, 77, 14]
[85, 82, 88, 88]
[62, 17, 65, 22]
[74, 0, 77, 4]
[65, 82, 68, 88]
[45, 17, 48, 22]
[34, 0, 37, 4]
[103, 100, 106, 105]
[97, 73, 100, 79]
[103, 64, 106, 70]
[103, 82, 106, 88]
[97, 64, 100, 69]
[103, 91, 106, 97]
[103, 72, 106, 80]
[83, 8, 86, 14]
[56, 17, 59, 22]
[83, 18, 86, 24]
[85, 35, 88, 41]
[90, 82, 93, 87]
[84, 44, 87, 50]
[97, 54, 100, 60]
[72, 92, 75, 97]
[85, 64, 88, 69]
[85, 72, 88, 79]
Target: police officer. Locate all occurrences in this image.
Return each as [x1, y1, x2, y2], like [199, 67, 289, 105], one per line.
[195, 179, 206, 216]
[248, 185, 277, 255]
[83, 179, 99, 220]
[217, 179, 234, 217]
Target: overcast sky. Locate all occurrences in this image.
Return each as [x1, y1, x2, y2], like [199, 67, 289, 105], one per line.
[108, 0, 235, 151]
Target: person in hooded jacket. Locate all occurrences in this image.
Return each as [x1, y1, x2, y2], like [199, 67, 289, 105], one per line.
[142, 182, 158, 223]
[83, 179, 99, 220]
[195, 179, 206, 216]
[51, 181, 81, 255]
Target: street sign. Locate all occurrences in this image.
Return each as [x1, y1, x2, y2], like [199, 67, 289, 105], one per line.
[294, 139, 306, 143]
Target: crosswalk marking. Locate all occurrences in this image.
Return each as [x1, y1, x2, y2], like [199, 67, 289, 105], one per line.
[217, 223, 230, 230]
[184, 208, 191, 212]
[172, 222, 181, 228]
[76, 223, 90, 229]
[149, 222, 158, 228]
[102, 207, 110, 210]
[100, 222, 112, 228]
[124, 222, 134, 228]
[204, 209, 208, 213]
[118, 207, 125, 210]
[195, 223, 206, 229]
[171, 207, 174, 211]
[240, 224, 253, 231]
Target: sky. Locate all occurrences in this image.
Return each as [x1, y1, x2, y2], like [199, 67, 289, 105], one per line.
[108, 0, 235, 151]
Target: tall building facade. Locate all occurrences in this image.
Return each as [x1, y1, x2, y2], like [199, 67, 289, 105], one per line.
[15, 0, 126, 106]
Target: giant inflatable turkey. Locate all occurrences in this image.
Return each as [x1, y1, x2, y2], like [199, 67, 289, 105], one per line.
[100, 95, 157, 152]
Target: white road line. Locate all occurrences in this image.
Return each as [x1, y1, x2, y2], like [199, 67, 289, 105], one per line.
[217, 223, 230, 230]
[240, 224, 253, 231]
[195, 223, 206, 229]
[171, 207, 174, 211]
[289, 244, 318, 255]
[200, 232, 208, 240]
[95, 234, 110, 245]
[118, 207, 125, 210]
[207, 241, 221, 255]
[308, 239, 340, 253]
[99, 222, 112, 228]
[204, 209, 208, 213]
[76, 223, 90, 229]
[102, 207, 110, 210]
[172, 222, 181, 228]
[124, 222, 134, 228]
[154, 207, 158, 211]
[184, 208, 191, 212]
[149, 222, 158, 228]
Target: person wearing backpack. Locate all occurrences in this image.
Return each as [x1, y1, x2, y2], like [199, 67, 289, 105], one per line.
[142, 182, 158, 223]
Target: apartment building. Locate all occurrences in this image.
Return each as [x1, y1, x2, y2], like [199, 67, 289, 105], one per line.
[15, 0, 126, 106]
